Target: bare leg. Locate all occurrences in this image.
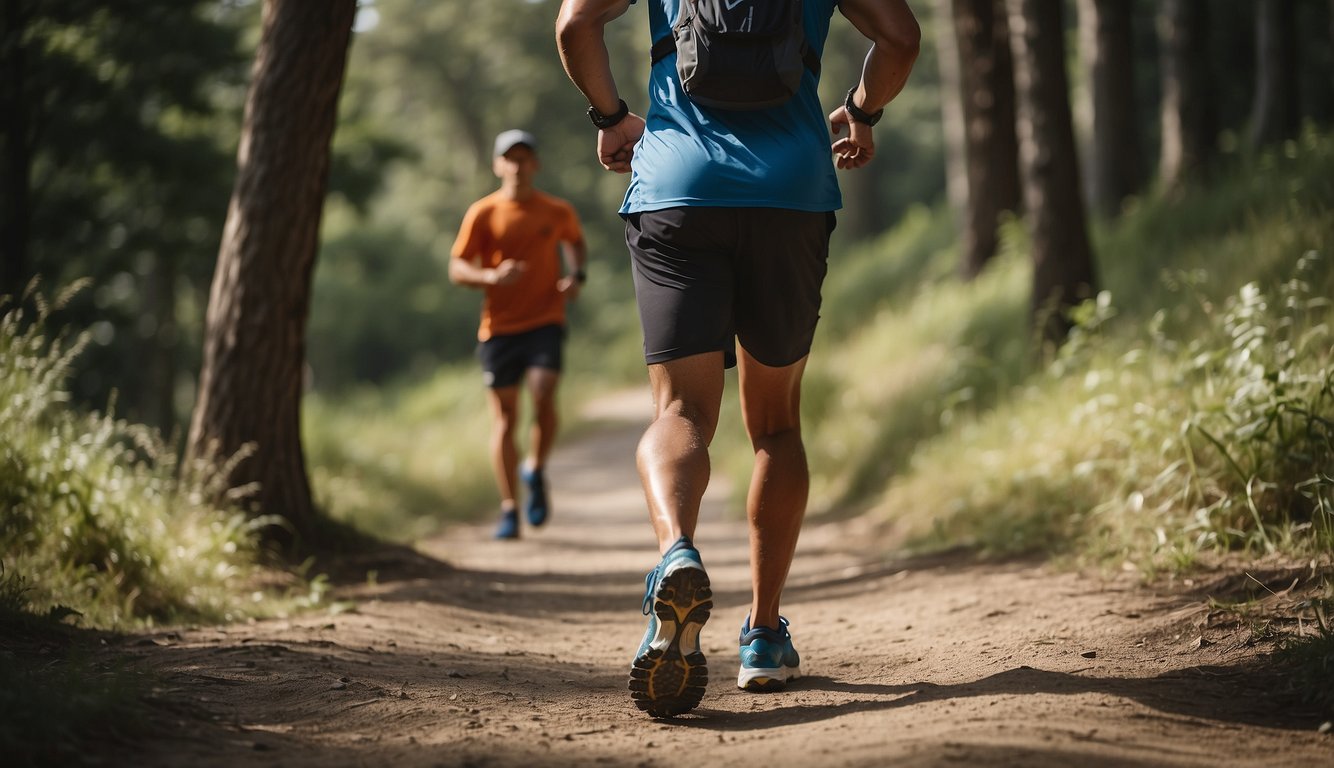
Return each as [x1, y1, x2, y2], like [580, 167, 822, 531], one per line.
[637, 352, 725, 554]
[525, 367, 560, 470]
[737, 347, 809, 631]
[485, 386, 521, 509]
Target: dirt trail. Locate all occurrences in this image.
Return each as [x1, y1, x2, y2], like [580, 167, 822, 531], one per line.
[118, 391, 1330, 767]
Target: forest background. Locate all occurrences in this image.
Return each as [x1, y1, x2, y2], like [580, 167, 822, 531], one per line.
[2, 0, 1334, 758]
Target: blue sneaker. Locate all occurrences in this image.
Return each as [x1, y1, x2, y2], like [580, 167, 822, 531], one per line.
[521, 464, 549, 527]
[493, 507, 519, 540]
[737, 616, 801, 692]
[629, 537, 712, 717]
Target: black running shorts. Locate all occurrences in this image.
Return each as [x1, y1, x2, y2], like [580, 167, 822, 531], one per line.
[623, 207, 834, 369]
[478, 323, 565, 389]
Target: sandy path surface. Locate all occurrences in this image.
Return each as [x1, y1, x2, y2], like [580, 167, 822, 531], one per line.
[116, 391, 1331, 767]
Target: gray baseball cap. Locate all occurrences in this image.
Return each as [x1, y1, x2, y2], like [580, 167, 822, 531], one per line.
[493, 129, 538, 157]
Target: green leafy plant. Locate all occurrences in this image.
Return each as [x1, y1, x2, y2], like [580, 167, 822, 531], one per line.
[1, 287, 266, 629]
[1175, 253, 1334, 554]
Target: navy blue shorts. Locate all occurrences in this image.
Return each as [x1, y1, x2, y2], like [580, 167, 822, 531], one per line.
[623, 207, 834, 369]
[478, 323, 565, 389]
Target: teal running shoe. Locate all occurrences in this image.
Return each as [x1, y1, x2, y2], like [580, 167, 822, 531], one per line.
[629, 536, 712, 717]
[737, 616, 801, 692]
[494, 507, 519, 540]
[521, 464, 549, 527]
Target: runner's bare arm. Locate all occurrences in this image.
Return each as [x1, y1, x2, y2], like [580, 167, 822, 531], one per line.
[449, 256, 525, 288]
[556, 0, 646, 173]
[557, 238, 588, 298]
[830, 0, 921, 169]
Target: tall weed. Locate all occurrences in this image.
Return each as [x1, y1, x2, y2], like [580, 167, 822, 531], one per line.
[1172, 255, 1334, 552]
[862, 130, 1334, 572]
[0, 289, 263, 629]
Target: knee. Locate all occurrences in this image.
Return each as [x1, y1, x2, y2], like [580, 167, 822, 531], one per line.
[492, 408, 519, 436]
[748, 422, 804, 454]
[655, 398, 719, 443]
[744, 406, 802, 442]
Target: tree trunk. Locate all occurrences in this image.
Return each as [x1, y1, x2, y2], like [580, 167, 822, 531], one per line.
[187, 0, 356, 552]
[1005, 0, 1097, 348]
[0, 0, 31, 301]
[1077, 0, 1141, 219]
[935, 0, 969, 228]
[1158, 0, 1213, 190]
[1249, 0, 1299, 150]
[953, 0, 1022, 280]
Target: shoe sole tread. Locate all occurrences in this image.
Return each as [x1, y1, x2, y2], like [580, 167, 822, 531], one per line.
[629, 564, 712, 717]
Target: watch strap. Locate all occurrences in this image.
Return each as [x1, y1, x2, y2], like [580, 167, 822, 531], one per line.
[844, 88, 884, 127]
[588, 99, 629, 130]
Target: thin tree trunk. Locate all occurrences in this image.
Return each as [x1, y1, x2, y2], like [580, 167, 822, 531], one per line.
[1077, 0, 1141, 219]
[1157, 0, 1212, 190]
[935, 0, 969, 227]
[1249, 0, 1299, 150]
[954, 0, 1021, 280]
[0, 0, 31, 301]
[1005, 0, 1097, 348]
[187, 0, 356, 551]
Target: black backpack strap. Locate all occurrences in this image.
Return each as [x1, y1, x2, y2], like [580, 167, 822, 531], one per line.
[651, 35, 675, 65]
[652, 34, 821, 75]
[802, 44, 820, 77]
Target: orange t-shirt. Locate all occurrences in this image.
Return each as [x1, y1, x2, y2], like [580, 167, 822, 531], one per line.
[451, 189, 584, 341]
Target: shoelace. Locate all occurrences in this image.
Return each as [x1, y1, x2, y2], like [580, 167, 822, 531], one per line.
[641, 566, 659, 616]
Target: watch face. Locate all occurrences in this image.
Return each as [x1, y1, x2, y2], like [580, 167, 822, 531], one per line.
[589, 100, 626, 128]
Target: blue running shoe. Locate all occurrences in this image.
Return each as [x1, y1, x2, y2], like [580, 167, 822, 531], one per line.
[629, 536, 712, 717]
[521, 464, 549, 527]
[494, 507, 519, 540]
[737, 616, 801, 692]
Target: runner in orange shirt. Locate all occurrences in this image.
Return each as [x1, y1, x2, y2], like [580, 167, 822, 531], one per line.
[450, 130, 588, 539]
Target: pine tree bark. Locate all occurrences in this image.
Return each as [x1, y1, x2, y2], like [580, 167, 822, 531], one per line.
[1249, 0, 1299, 150]
[1158, 0, 1213, 189]
[953, 0, 1021, 280]
[1004, 0, 1097, 347]
[1077, 0, 1141, 219]
[187, 0, 356, 551]
[935, 0, 969, 227]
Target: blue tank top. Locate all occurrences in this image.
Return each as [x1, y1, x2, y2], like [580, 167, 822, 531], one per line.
[620, 0, 843, 214]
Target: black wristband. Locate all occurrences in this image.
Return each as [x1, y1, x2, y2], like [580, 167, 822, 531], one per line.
[588, 99, 629, 130]
[574, 268, 587, 284]
[844, 88, 884, 127]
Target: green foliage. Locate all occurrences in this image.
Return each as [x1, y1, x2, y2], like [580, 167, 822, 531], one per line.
[10, 1, 250, 431]
[303, 365, 500, 539]
[307, 220, 483, 389]
[1172, 258, 1334, 553]
[854, 131, 1334, 572]
[0, 289, 264, 629]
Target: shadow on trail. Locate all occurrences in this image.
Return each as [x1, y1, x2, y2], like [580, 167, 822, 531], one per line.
[679, 662, 1323, 733]
[342, 551, 932, 618]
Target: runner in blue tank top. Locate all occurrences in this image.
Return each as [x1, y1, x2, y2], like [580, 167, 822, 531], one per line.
[557, 0, 921, 717]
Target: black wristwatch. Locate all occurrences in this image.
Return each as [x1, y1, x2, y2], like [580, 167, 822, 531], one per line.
[588, 99, 630, 129]
[573, 268, 587, 284]
[844, 88, 884, 127]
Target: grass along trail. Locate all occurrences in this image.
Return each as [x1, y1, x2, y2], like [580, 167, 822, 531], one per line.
[115, 391, 1330, 767]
